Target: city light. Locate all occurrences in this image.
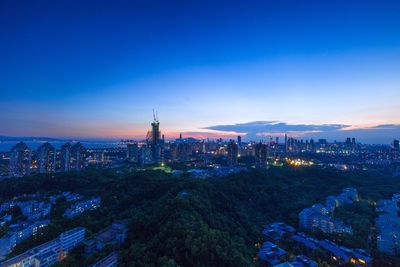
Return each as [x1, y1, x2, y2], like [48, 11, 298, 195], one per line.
[1, 1, 400, 266]
[286, 158, 314, 167]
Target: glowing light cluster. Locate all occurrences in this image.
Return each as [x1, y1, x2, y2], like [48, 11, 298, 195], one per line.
[286, 158, 314, 167]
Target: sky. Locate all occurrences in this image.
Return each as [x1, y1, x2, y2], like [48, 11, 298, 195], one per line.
[0, 0, 400, 143]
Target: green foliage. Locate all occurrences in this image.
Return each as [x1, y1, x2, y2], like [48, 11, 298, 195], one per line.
[8, 205, 26, 222]
[1, 166, 400, 266]
[332, 200, 375, 248]
[0, 225, 9, 238]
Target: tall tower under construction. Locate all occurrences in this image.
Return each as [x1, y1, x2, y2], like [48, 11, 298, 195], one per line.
[151, 118, 160, 146]
[150, 111, 162, 164]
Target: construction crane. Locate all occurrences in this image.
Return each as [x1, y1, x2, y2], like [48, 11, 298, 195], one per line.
[152, 109, 159, 122]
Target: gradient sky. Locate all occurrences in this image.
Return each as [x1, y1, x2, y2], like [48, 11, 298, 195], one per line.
[1, 0, 400, 143]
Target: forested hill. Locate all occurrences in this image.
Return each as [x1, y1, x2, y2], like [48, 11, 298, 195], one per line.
[1, 166, 399, 266]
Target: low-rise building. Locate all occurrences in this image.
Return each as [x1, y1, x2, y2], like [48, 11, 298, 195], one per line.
[63, 192, 84, 202]
[263, 222, 296, 242]
[265, 222, 371, 267]
[16, 200, 51, 221]
[49, 191, 83, 204]
[272, 255, 318, 267]
[0, 220, 49, 259]
[63, 197, 101, 218]
[60, 227, 86, 256]
[392, 193, 400, 203]
[299, 207, 353, 234]
[289, 255, 318, 267]
[376, 196, 400, 255]
[83, 221, 128, 256]
[299, 188, 357, 235]
[0, 227, 86, 267]
[318, 240, 351, 265]
[317, 240, 372, 267]
[326, 188, 358, 212]
[258, 241, 288, 266]
[290, 233, 320, 256]
[91, 252, 119, 267]
[0, 215, 12, 227]
[350, 249, 373, 267]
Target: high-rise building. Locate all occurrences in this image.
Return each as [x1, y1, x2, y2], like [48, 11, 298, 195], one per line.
[126, 143, 139, 162]
[170, 142, 191, 162]
[139, 144, 153, 166]
[151, 119, 160, 145]
[60, 143, 72, 172]
[284, 134, 288, 154]
[310, 139, 315, 152]
[345, 137, 351, 145]
[237, 135, 242, 147]
[393, 139, 399, 151]
[254, 142, 267, 169]
[149, 113, 162, 164]
[37, 142, 56, 173]
[227, 140, 238, 165]
[70, 143, 86, 171]
[9, 142, 31, 177]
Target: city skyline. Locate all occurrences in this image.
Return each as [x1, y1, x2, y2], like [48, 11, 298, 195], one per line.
[1, 119, 399, 145]
[1, 1, 400, 143]
[2, 2, 400, 266]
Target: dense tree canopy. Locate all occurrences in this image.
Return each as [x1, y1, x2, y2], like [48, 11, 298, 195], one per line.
[1, 165, 399, 266]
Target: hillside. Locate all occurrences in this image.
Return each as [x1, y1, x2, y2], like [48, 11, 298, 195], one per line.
[1, 166, 399, 266]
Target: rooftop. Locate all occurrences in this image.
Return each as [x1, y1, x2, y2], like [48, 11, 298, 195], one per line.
[290, 234, 319, 251]
[318, 240, 350, 261]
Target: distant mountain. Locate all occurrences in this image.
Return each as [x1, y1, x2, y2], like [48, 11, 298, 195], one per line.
[0, 136, 66, 142]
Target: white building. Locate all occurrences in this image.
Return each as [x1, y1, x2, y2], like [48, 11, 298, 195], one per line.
[0, 227, 86, 267]
[376, 197, 400, 255]
[63, 197, 101, 218]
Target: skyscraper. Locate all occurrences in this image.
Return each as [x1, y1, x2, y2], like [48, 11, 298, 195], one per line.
[254, 142, 267, 169]
[70, 142, 86, 171]
[126, 143, 139, 162]
[345, 137, 352, 145]
[393, 139, 399, 152]
[151, 119, 160, 145]
[310, 139, 315, 152]
[351, 137, 356, 152]
[37, 142, 56, 173]
[284, 134, 288, 154]
[139, 144, 153, 166]
[237, 135, 242, 147]
[345, 137, 352, 152]
[9, 142, 31, 177]
[60, 143, 72, 172]
[170, 142, 191, 162]
[227, 140, 238, 166]
[149, 113, 162, 164]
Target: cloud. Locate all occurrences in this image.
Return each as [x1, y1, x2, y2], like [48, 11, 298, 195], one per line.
[174, 130, 244, 140]
[368, 124, 400, 130]
[205, 121, 348, 135]
[202, 121, 400, 144]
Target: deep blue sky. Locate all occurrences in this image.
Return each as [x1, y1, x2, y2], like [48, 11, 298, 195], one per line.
[1, 0, 400, 143]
